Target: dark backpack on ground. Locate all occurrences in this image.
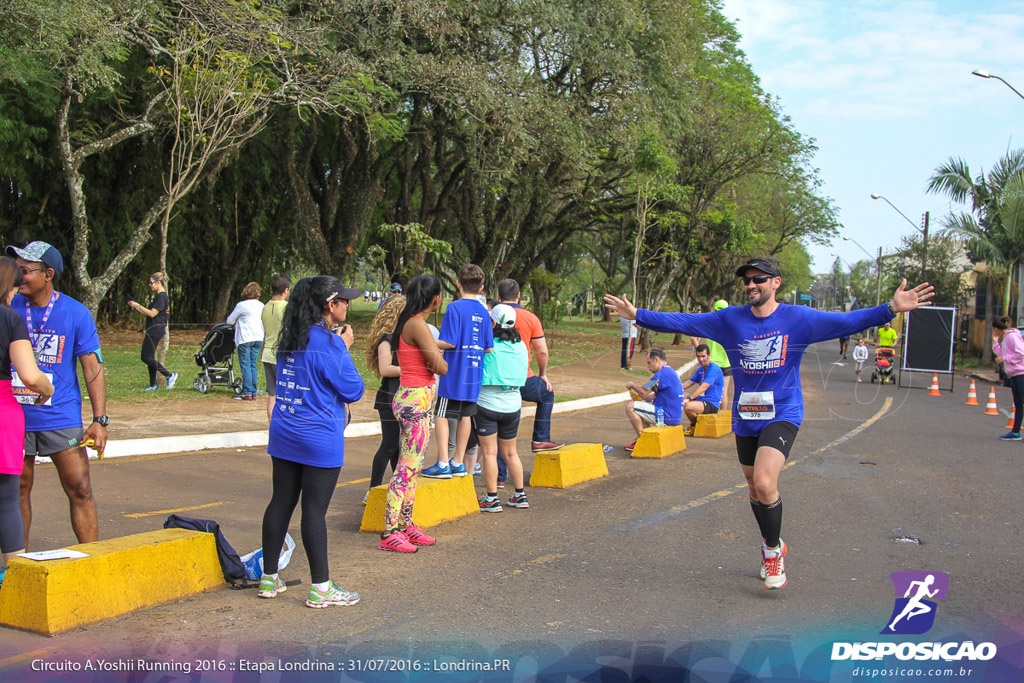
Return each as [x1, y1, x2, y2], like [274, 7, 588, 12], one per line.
[163, 514, 249, 588]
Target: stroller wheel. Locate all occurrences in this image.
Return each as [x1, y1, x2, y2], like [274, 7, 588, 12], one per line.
[232, 383, 243, 395]
[195, 375, 210, 394]
[871, 373, 876, 383]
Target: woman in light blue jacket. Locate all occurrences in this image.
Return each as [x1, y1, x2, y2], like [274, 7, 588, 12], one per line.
[475, 304, 530, 512]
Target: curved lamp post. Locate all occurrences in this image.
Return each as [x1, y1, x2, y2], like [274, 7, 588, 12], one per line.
[871, 193, 929, 281]
[972, 69, 1024, 101]
[842, 236, 883, 307]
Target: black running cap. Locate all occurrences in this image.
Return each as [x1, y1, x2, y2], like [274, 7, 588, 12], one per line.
[735, 258, 781, 278]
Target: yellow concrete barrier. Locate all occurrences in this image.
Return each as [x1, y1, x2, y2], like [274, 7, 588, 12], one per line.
[694, 410, 733, 438]
[631, 425, 686, 458]
[0, 529, 224, 635]
[529, 443, 608, 488]
[360, 473, 479, 533]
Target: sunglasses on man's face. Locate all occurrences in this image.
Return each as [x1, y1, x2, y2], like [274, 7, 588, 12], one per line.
[743, 274, 773, 285]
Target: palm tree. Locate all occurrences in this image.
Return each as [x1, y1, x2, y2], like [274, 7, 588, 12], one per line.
[927, 150, 1024, 318]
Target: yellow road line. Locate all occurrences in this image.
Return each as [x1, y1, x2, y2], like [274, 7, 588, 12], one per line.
[124, 501, 231, 518]
[492, 553, 568, 580]
[336, 477, 370, 488]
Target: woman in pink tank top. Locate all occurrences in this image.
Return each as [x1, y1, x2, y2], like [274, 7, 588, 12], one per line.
[0, 257, 54, 586]
[379, 275, 448, 553]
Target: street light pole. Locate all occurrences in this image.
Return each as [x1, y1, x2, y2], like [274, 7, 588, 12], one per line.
[871, 193, 928, 282]
[972, 69, 1024, 101]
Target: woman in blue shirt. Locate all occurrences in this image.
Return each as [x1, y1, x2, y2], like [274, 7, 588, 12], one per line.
[257, 276, 365, 608]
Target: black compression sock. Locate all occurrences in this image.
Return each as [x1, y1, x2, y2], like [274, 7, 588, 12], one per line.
[762, 497, 783, 549]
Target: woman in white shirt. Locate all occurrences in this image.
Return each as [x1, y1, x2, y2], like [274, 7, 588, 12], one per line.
[227, 281, 265, 400]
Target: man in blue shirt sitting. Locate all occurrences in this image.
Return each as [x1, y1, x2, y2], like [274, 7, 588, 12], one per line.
[682, 343, 724, 436]
[623, 347, 684, 452]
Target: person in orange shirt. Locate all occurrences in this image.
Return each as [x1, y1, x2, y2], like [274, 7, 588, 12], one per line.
[497, 279, 565, 455]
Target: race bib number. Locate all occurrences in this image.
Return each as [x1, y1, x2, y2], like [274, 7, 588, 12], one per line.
[737, 391, 775, 420]
[12, 371, 53, 406]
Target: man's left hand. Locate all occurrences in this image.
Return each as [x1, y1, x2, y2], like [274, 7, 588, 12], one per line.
[539, 373, 553, 392]
[891, 279, 935, 312]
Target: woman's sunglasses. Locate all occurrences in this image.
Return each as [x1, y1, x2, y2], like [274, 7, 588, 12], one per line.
[742, 274, 774, 285]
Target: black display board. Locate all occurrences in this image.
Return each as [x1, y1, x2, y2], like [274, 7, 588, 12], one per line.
[899, 307, 956, 391]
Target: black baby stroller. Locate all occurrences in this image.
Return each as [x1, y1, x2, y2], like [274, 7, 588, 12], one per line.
[871, 346, 895, 384]
[193, 322, 242, 394]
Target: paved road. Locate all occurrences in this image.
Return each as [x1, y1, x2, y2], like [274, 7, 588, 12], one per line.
[3, 348, 1021, 679]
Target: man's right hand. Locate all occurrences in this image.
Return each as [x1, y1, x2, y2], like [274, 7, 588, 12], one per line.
[604, 293, 637, 320]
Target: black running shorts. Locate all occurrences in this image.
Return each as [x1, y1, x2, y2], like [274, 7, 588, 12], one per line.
[434, 396, 478, 420]
[734, 421, 799, 467]
[473, 405, 522, 440]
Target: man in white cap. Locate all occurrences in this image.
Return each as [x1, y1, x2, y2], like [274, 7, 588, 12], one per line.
[6, 241, 107, 548]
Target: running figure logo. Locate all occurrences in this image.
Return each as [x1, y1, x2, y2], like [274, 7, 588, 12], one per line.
[881, 571, 949, 635]
[738, 334, 787, 371]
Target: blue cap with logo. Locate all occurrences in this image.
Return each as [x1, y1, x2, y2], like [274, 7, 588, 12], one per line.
[5, 241, 63, 277]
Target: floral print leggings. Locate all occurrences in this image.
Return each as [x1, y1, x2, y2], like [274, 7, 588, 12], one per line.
[385, 383, 436, 532]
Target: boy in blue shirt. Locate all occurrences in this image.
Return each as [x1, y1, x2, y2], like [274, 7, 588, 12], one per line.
[682, 343, 725, 436]
[624, 347, 684, 452]
[422, 264, 493, 479]
[606, 256, 933, 591]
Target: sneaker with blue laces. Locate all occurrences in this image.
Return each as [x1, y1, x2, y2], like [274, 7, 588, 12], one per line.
[421, 462, 452, 479]
[144, 385, 160, 391]
[999, 431, 1021, 441]
[166, 372, 178, 390]
[473, 462, 482, 476]
[449, 461, 468, 477]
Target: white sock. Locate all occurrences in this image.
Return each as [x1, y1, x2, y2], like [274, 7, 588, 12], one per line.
[313, 580, 331, 592]
[765, 546, 782, 559]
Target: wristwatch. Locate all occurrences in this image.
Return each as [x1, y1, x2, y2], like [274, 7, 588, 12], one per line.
[886, 302, 896, 317]
[93, 415, 109, 427]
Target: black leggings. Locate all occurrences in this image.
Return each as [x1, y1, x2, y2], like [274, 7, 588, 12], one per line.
[261, 457, 340, 584]
[370, 407, 401, 487]
[0, 474, 25, 555]
[1010, 374, 1024, 433]
[141, 331, 171, 386]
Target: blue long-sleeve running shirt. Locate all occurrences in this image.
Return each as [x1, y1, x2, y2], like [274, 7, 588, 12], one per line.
[636, 304, 894, 436]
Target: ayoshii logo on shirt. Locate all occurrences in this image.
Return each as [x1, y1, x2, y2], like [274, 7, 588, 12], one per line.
[738, 333, 788, 372]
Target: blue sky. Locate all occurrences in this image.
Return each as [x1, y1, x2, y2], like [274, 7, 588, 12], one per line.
[719, 0, 1024, 277]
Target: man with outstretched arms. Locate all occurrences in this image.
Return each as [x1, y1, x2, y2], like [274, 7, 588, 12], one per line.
[6, 241, 108, 549]
[605, 256, 933, 591]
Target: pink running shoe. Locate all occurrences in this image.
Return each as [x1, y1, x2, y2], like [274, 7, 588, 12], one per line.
[378, 530, 417, 553]
[403, 525, 436, 546]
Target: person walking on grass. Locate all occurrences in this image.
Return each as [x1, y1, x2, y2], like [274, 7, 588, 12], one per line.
[0, 257, 54, 588]
[227, 282, 264, 401]
[261, 273, 290, 420]
[380, 275, 447, 552]
[606, 255, 933, 591]
[258, 276, 364, 607]
[129, 271, 177, 392]
[364, 295, 406, 504]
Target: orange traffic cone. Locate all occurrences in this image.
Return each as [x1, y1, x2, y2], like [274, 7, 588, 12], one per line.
[965, 379, 979, 406]
[1008, 405, 1016, 429]
[984, 388, 1000, 416]
[928, 373, 941, 396]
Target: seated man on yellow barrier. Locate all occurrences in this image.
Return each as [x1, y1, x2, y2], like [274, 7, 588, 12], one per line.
[624, 348, 684, 452]
[682, 344, 724, 436]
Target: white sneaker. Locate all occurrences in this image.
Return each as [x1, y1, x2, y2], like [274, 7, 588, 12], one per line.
[760, 538, 787, 580]
[762, 540, 788, 590]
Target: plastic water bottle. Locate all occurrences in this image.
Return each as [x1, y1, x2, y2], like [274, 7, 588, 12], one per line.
[603, 445, 614, 452]
[656, 406, 665, 427]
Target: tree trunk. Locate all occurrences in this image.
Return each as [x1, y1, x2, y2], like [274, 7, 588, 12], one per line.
[983, 275, 994, 365]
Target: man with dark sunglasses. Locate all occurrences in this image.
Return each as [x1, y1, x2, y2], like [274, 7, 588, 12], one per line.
[605, 255, 933, 591]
